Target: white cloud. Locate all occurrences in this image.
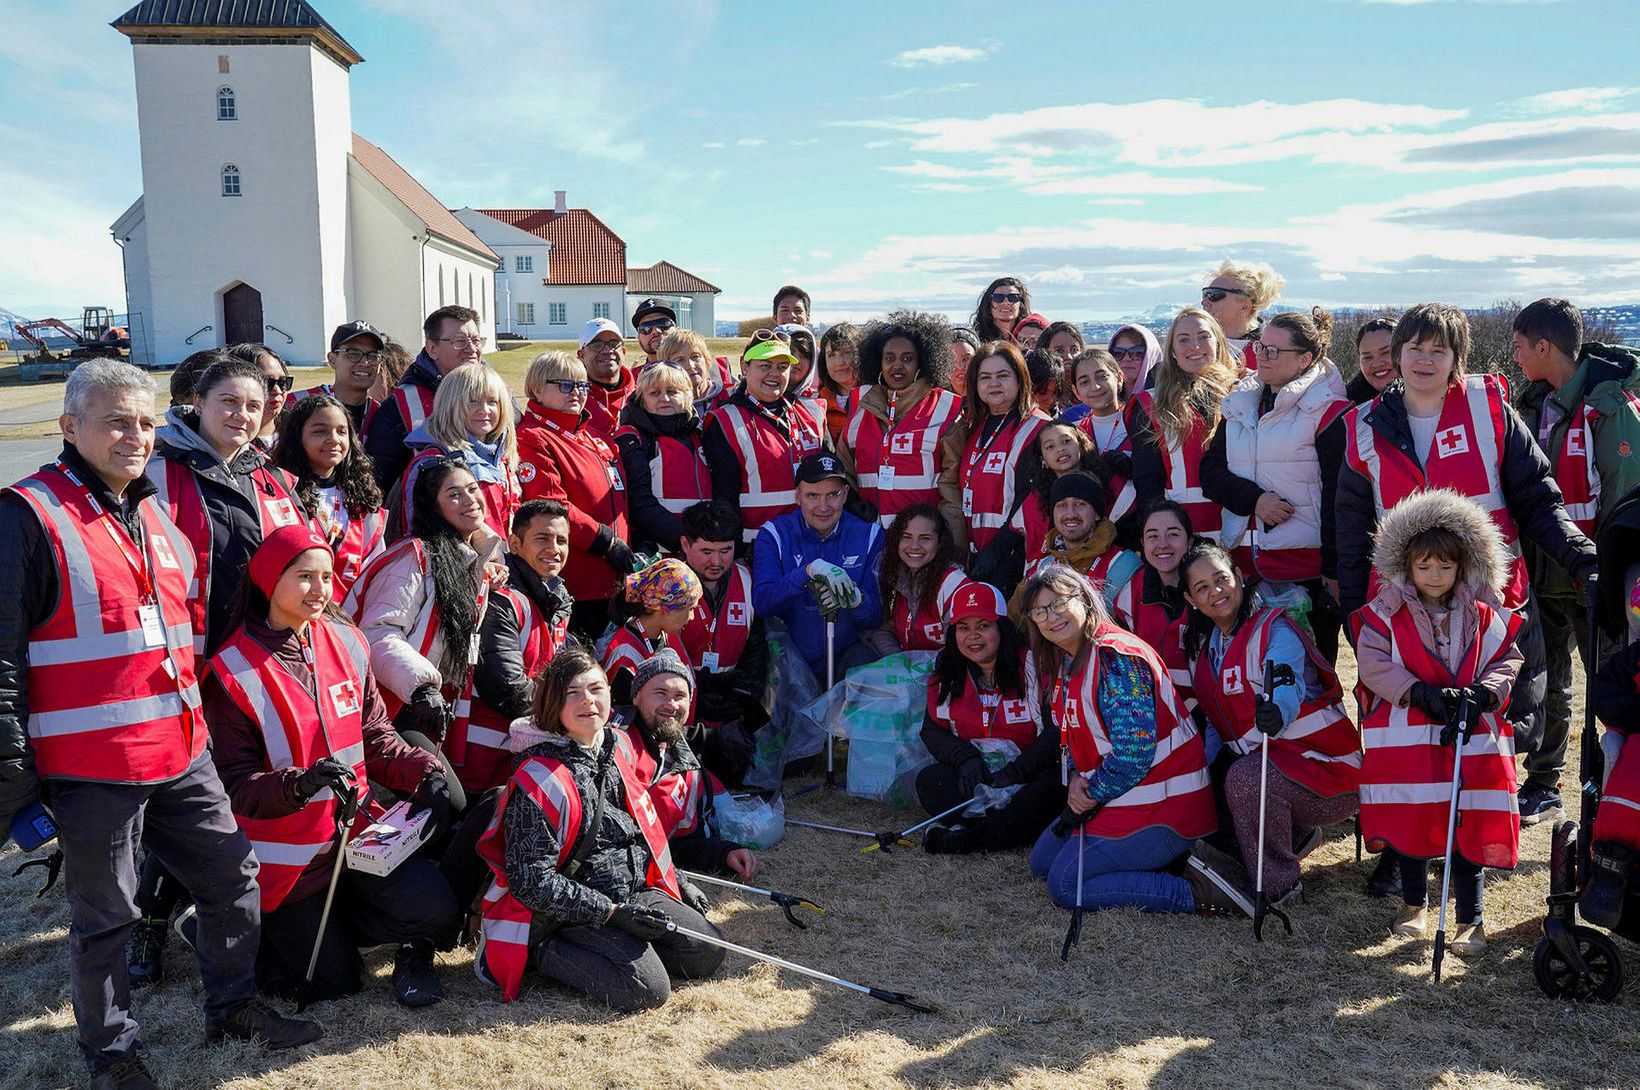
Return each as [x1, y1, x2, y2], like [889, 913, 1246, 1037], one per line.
[1515, 87, 1638, 114]
[881, 82, 978, 102]
[736, 138, 766, 147]
[890, 45, 990, 68]
[702, 141, 726, 149]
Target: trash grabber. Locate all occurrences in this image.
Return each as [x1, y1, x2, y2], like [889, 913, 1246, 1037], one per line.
[1254, 659, 1297, 942]
[863, 797, 971, 853]
[1061, 815, 1087, 961]
[666, 922, 937, 1013]
[824, 617, 838, 790]
[300, 779, 359, 1009]
[786, 817, 879, 839]
[1432, 693, 1474, 982]
[678, 869, 826, 928]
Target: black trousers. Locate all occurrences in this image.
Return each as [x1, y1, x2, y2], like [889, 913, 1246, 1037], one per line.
[256, 855, 458, 1000]
[914, 763, 1067, 851]
[530, 888, 724, 1012]
[1527, 584, 1589, 790]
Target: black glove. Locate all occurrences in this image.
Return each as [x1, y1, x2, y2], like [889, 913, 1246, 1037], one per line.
[608, 902, 673, 942]
[1103, 450, 1133, 478]
[294, 757, 355, 803]
[1408, 682, 1449, 722]
[397, 684, 452, 743]
[989, 761, 1023, 790]
[405, 771, 454, 839]
[678, 877, 710, 916]
[1437, 691, 1480, 748]
[1463, 684, 1497, 713]
[1254, 696, 1285, 738]
[956, 756, 989, 797]
[604, 537, 639, 575]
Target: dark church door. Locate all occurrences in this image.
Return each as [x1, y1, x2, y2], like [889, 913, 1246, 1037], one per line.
[223, 283, 263, 345]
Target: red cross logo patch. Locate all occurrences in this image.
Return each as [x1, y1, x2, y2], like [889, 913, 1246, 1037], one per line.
[726, 601, 747, 626]
[264, 497, 301, 528]
[518, 461, 537, 484]
[1435, 425, 1469, 458]
[328, 680, 361, 718]
[1223, 665, 1244, 694]
[1567, 426, 1587, 458]
[1003, 698, 1029, 721]
[151, 536, 179, 569]
[983, 450, 1007, 474]
[890, 433, 915, 455]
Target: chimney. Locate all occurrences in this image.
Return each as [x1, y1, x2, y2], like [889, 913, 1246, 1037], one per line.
[553, 190, 567, 215]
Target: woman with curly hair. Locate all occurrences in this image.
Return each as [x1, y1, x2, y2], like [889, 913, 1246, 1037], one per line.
[837, 310, 964, 529]
[971, 277, 1032, 343]
[866, 504, 969, 656]
[1202, 259, 1285, 372]
[272, 393, 385, 600]
[815, 322, 861, 443]
[1130, 307, 1241, 542]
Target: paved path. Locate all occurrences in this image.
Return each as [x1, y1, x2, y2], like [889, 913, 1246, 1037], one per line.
[0, 439, 62, 486]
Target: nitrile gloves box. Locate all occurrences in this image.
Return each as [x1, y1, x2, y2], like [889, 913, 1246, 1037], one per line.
[345, 800, 432, 876]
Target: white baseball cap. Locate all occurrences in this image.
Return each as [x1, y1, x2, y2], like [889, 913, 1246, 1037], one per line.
[579, 317, 624, 349]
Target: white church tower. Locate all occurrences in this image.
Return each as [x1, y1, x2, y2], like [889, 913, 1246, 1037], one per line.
[111, 1, 499, 370]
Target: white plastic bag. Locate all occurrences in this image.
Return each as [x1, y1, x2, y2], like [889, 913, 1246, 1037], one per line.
[743, 621, 828, 791]
[830, 651, 938, 806]
[710, 791, 785, 849]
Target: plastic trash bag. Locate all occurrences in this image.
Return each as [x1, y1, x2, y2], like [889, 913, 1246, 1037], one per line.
[830, 651, 938, 807]
[970, 737, 1021, 774]
[1255, 580, 1314, 641]
[742, 621, 828, 791]
[964, 782, 1024, 817]
[710, 791, 785, 849]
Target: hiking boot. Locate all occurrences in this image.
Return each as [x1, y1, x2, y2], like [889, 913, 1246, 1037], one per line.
[205, 998, 323, 1051]
[1390, 903, 1427, 937]
[1518, 782, 1564, 826]
[1185, 854, 1253, 917]
[89, 1054, 158, 1090]
[392, 939, 443, 1008]
[1366, 851, 1402, 898]
[1580, 841, 1638, 930]
[126, 917, 168, 990]
[923, 825, 982, 855]
[1292, 826, 1324, 861]
[172, 905, 198, 954]
[1451, 922, 1487, 954]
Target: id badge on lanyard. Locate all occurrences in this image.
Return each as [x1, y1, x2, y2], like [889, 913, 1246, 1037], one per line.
[138, 604, 165, 649]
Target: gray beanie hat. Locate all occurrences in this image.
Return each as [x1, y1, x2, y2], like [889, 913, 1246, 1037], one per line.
[632, 648, 694, 696]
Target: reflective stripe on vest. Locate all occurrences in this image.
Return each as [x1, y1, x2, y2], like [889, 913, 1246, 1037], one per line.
[846, 389, 962, 525]
[680, 563, 754, 673]
[1133, 391, 1218, 535]
[711, 402, 823, 542]
[962, 411, 1048, 545]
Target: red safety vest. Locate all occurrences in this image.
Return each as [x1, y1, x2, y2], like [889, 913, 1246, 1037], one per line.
[210, 617, 382, 910]
[927, 649, 1040, 750]
[619, 718, 719, 839]
[845, 388, 962, 526]
[1024, 544, 1126, 589]
[1189, 608, 1361, 798]
[1345, 375, 1528, 608]
[147, 456, 310, 653]
[601, 622, 695, 722]
[1048, 624, 1216, 840]
[889, 564, 969, 652]
[285, 385, 380, 434]
[706, 398, 823, 542]
[1548, 401, 1611, 537]
[1010, 489, 1053, 562]
[399, 444, 519, 541]
[679, 563, 754, 679]
[1131, 390, 1221, 537]
[1352, 599, 1522, 867]
[1109, 566, 1195, 713]
[960, 409, 1048, 552]
[476, 730, 680, 1001]
[452, 585, 569, 795]
[1594, 728, 1640, 848]
[1078, 410, 1136, 523]
[8, 465, 204, 784]
[391, 385, 435, 438]
[611, 424, 713, 516]
[325, 506, 386, 602]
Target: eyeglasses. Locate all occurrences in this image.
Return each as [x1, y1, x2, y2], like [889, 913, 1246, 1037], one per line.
[1201, 286, 1252, 303]
[336, 348, 384, 365]
[638, 318, 676, 335]
[1026, 594, 1077, 625]
[990, 292, 1024, 305]
[1109, 346, 1148, 362]
[1252, 341, 1308, 361]
[552, 380, 592, 395]
[750, 328, 793, 344]
[436, 335, 485, 350]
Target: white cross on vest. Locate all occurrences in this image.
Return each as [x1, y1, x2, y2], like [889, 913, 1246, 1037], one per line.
[1435, 425, 1469, 458]
[1568, 426, 1587, 457]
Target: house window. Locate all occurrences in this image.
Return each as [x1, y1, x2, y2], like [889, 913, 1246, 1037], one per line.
[592, 302, 611, 320]
[517, 303, 535, 326]
[221, 164, 241, 197]
[549, 303, 567, 325]
[515, 255, 533, 273]
[218, 86, 236, 120]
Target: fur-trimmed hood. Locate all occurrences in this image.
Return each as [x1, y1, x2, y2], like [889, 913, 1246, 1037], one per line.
[1371, 488, 1508, 596]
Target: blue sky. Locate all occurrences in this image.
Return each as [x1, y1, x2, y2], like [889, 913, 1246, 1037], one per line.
[4, 0, 1639, 324]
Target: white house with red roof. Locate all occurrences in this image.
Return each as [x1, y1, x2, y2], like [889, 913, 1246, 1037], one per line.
[108, 0, 498, 366]
[457, 201, 719, 338]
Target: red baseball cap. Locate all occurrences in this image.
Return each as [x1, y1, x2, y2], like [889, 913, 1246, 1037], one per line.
[946, 581, 1007, 625]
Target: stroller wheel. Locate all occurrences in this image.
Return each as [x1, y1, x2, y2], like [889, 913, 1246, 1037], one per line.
[1549, 819, 1580, 896]
[1533, 926, 1625, 1002]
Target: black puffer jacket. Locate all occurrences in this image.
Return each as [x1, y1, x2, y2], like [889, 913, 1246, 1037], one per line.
[473, 553, 575, 722]
[615, 708, 740, 874]
[364, 351, 442, 493]
[501, 729, 651, 928]
[614, 402, 707, 555]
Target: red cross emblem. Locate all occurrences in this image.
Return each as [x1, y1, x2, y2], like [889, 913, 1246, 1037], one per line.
[151, 536, 179, 569]
[328, 680, 361, 717]
[1435, 425, 1469, 457]
[518, 462, 536, 484]
[983, 451, 1007, 474]
[264, 497, 301, 527]
[1567, 426, 1587, 458]
[891, 433, 915, 455]
[726, 601, 747, 626]
[1004, 698, 1029, 721]
[1223, 665, 1244, 694]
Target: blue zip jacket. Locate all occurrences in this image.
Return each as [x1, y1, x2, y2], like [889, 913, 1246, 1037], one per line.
[752, 508, 884, 676]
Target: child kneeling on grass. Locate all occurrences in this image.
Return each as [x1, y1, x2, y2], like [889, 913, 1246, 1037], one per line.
[1352, 489, 1524, 953]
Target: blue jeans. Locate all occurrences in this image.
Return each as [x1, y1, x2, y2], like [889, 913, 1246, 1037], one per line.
[1029, 821, 1195, 914]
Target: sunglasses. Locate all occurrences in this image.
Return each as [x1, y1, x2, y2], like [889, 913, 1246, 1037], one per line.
[750, 328, 793, 344]
[638, 318, 676, 334]
[1109, 346, 1148, 362]
[1201, 286, 1252, 303]
[990, 292, 1024, 305]
[552, 380, 592, 395]
[267, 375, 295, 393]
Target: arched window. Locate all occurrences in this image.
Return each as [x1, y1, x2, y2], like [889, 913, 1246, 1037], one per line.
[221, 164, 242, 197]
[217, 86, 236, 121]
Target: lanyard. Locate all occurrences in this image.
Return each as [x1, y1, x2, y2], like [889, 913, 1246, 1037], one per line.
[975, 675, 1001, 739]
[56, 462, 158, 604]
[966, 412, 1012, 472]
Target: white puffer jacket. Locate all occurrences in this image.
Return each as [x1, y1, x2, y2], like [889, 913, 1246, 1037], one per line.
[1218, 361, 1348, 555]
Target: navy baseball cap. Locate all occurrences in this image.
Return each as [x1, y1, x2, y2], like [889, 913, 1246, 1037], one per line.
[330, 320, 387, 352]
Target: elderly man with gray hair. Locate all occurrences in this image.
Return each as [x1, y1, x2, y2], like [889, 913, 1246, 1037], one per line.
[0, 360, 321, 1090]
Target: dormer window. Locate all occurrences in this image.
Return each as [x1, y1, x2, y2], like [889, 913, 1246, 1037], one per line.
[221, 164, 242, 197]
[218, 86, 236, 120]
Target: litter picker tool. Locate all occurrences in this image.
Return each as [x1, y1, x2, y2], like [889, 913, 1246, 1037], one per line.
[863, 797, 972, 853]
[666, 922, 936, 1013]
[1432, 692, 1475, 982]
[679, 869, 826, 929]
[1060, 811, 1088, 961]
[1254, 660, 1297, 943]
[786, 817, 883, 840]
[298, 778, 360, 1010]
[791, 611, 840, 801]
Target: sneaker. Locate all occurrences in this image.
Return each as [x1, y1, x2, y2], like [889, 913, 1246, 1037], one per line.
[172, 905, 198, 954]
[392, 940, 443, 1008]
[206, 998, 323, 1051]
[1451, 922, 1487, 954]
[1391, 903, 1427, 937]
[923, 825, 982, 855]
[1366, 851, 1402, 898]
[1292, 827, 1324, 861]
[1185, 854, 1253, 917]
[126, 917, 168, 990]
[90, 1054, 158, 1090]
[1518, 783, 1564, 826]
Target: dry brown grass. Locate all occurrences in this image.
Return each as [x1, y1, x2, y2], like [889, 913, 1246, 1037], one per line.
[3, 654, 1636, 1090]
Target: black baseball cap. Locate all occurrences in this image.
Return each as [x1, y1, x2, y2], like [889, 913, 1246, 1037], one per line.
[796, 452, 850, 486]
[330, 320, 387, 352]
[632, 298, 678, 326]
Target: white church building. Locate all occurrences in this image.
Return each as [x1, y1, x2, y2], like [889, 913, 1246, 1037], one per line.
[109, 0, 498, 367]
